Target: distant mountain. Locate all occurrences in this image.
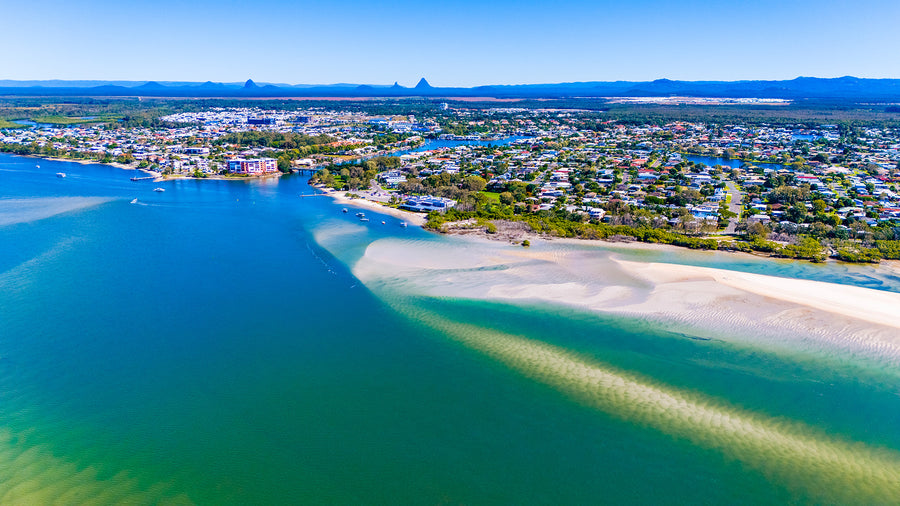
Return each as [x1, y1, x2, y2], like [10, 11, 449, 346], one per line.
[1, 76, 900, 100]
[136, 81, 166, 89]
[197, 81, 228, 89]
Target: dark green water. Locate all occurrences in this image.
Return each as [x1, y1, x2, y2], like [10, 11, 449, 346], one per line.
[2, 154, 900, 504]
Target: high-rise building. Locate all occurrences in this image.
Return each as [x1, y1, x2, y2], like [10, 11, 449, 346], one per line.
[226, 158, 278, 174]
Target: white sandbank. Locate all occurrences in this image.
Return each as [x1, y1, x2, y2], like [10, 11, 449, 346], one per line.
[352, 235, 900, 368]
[616, 259, 900, 331]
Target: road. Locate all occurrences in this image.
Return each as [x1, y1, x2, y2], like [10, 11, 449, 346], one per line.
[724, 180, 743, 234]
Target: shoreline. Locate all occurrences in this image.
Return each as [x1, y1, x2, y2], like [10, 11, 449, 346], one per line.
[158, 171, 284, 182]
[350, 233, 900, 370]
[14, 152, 288, 183]
[316, 188, 426, 226]
[14, 153, 163, 179]
[433, 218, 863, 265]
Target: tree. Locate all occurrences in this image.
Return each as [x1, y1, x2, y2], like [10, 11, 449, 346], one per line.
[746, 221, 769, 240]
[787, 204, 807, 223]
[812, 199, 827, 214]
[463, 175, 487, 192]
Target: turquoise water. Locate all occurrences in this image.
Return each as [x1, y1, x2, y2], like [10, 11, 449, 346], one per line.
[2, 153, 900, 504]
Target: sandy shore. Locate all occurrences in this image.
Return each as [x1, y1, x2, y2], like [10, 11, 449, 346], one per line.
[319, 189, 426, 226]
[350, 234, 900, 369]
[616, 259, 900, 331]
[18, 153, 163, 178]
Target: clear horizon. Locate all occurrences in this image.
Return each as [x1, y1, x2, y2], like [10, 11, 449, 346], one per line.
[4, 0, 899, 86]
[0, 75, 895, 88]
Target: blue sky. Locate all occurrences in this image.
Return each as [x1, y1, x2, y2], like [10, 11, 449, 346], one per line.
[5, 0, 899, 86]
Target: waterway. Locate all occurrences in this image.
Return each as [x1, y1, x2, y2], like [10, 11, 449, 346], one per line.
[1, 153, 899, 504]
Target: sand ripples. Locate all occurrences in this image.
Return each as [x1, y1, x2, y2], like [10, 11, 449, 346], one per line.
[393, 302, 900, 504]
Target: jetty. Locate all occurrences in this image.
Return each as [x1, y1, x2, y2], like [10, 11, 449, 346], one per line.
[130, 176, 155, 181]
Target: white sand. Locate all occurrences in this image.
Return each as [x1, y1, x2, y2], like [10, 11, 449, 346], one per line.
[351, 235, 900, 368]
[321, 191, 426, 226]
[615, 259, 900, 331]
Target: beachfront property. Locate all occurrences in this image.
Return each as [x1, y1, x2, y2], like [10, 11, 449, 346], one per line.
[399, 195, 456, 213]
[3, 103, 899, 232]
[226, 157, 278, 174]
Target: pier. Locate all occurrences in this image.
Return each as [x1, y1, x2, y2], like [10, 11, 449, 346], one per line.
[130, 176, 155, 181]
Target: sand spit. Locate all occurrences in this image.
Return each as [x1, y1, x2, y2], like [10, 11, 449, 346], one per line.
[352, 235, 900, 369]
[615, 259, 900, 331]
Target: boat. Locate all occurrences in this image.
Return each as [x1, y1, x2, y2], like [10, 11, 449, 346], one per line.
[360, 217, 369, 222]
[153, 187, 165, 192]
[56, 172, 66, 178]
[400, 222, 408, 227]
[130, 198, 138, 204]
[355, 212, 365, 218]
[342, 208, 348, 213]
[36, 164, 40, 168]
[381, 221, 386, 225]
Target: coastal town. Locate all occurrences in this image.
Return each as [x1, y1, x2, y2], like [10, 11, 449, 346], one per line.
[2, 102, 900, 262]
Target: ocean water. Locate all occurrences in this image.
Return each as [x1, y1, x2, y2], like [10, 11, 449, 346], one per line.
[2, 153, 900, 504]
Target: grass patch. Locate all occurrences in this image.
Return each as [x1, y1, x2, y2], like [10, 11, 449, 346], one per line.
[30, 115, 121, 126]
[479, 191, 501, 204]
[0, 118, 27, 129]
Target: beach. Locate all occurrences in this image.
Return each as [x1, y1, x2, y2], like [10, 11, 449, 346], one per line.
[352, 234, 900, 370]
[20, 153, 163, 178]
[318, 189, 427, 226]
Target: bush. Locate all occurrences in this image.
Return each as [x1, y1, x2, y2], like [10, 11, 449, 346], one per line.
[835, 246, 882, 263]
[875, 240, 900, 260]
[775, 236, 826, 262]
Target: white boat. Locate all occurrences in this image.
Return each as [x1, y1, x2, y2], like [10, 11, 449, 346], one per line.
[400, 222, 408, 227]
[381, 221, 386, 225]
[36, 164, 40, 168]
[355, 212, 365, 217]
[130, 198, 138, 204]
[153, 187, 165, 192]
[360, 217, 369, 222]
[342, 208, 348, 213]
[56, 172, 66, 178]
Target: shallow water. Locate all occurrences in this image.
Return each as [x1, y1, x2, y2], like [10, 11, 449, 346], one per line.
[2, 153, 899, 504]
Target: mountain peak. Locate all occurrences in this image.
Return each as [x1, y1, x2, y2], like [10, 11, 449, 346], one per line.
[244, 79, 258, 89]
[415, 78, 432, 89]
[391, 81, 404, 89]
